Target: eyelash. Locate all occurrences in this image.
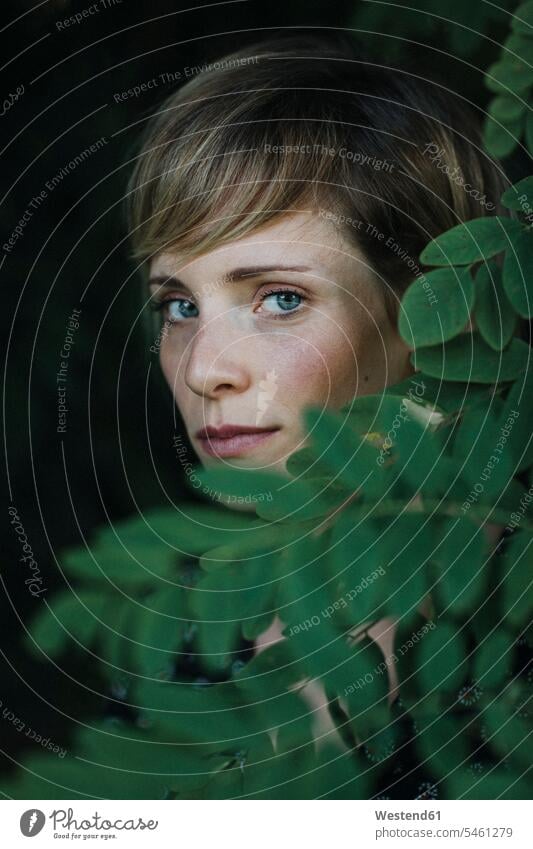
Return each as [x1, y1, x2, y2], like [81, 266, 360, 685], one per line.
[149, 286, 307, 323]
[257, 287, 306, 318]
[149, 296, 197, 321]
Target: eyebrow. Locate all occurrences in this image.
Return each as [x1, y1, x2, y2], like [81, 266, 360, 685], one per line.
[148, 264, 311, 290]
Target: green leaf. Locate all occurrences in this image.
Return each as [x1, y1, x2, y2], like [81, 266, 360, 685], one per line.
[286, 444, 326, 477]
[431, 517, 490, 617]
[26, 590, 110, 658]
[198, 523, 287, 572]
[332, 513, 429, 625]
[334, 511, 435, 627]
[394, 615, 438, 708]
[416, 714, 472, 780]
[197, 732, 276, 800]
[278, 533, 380, 704]
[3, 761, 96, 800]
[474, 260, 517, 350]
[501, 175, 533, 211]
[256, 475, 350, 523]
[190, 565, 253, 674]
[256, 740, 316, 799]
[130, 583, 186, 677]
[494, 478, 533, 529]
[313, 744, 368, 799]
[385, 402, 451, 492]
[194, 467, 287, 505]
[194, 531, 283, 672]
[505, 31, 533, 53]
[385, 373, 492, 415]
[411, 333, 529, 383]
[301, 403, 402, 501]
[324, 511, 388, 626]
[512, 1, 533, 35]
[62, 542, 176, 586]
[233, 641, 313, 749]
[303, 405, 379, 485]
[484, 698, 531, 770]
[488, 95, 527, 123]
[196, 465, 346, 524]
[95, 505, 260, 554]
[483, 113, 522, 158]
[197, 530, 281, 643]
[75, 722, 206, 799]
[324, 691, 357, 751]
[473, 630, 514, 689]
[453, 401, 516, 502]
[503, 227, 533, 317]
[501, 531, 533, 628]
[343, 640, 391, 739]
[486, 59, 533, 95]
[101, 596, 140, 685]
[399, 267, 474, 347]
[134, 678, 264, 748]
[233, 637, 304, 696]
[367, 514, 432, 621]
[420, 217, 522, 266]
[447, 767, 533, 799]
[498, 363, 533, 472]
[242, 608, 276, 641]
[415, 621, 468, 694]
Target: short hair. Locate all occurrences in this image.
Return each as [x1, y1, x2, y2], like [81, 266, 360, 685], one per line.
[126, 33, 508, 309]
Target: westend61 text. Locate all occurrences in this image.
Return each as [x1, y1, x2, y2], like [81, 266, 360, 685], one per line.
[375, 810, 441, 820]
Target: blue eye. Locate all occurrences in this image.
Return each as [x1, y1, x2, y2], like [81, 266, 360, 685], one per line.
[163, 298, 199, 322]
[261, 290, 303, 315]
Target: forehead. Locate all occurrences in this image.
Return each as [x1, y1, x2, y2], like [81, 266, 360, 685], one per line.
[149, 210, 370, 281]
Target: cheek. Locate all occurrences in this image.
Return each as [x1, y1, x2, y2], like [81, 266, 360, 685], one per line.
[281, 314, 395, 408]
[267, 332, 358, 408]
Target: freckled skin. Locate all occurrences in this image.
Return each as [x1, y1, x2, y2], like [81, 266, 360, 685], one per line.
[150, 206, 497, 726]
[149, 211, 415, 727]
[150, 211, 413, 476]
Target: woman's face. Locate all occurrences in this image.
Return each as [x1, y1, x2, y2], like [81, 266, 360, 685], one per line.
[149, 211, 412, 477]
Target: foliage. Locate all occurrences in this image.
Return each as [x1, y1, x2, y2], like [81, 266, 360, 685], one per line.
[350, 0, 516, 62]
[5, 222, 533, 796]
[484, 1, 533, 157]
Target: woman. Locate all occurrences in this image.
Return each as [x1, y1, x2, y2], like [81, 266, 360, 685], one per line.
[127, 34, 505, 479]
[125, 34, 508, 784]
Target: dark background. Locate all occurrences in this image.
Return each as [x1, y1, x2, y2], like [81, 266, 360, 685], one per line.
[0, 0, 523, 778]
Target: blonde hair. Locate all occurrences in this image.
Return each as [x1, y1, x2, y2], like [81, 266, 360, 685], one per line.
[126, 34, 508, 304]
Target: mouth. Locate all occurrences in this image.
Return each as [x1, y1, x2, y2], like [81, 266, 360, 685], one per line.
[194, 424, 281, 458]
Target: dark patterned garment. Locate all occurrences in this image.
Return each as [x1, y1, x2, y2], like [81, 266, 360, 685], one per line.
[368, 631, 532, 800]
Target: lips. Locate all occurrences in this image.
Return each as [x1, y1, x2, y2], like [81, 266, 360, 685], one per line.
[194, 424, 280, 457]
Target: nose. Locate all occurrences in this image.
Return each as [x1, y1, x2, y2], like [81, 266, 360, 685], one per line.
[184, 317, 252, 400]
